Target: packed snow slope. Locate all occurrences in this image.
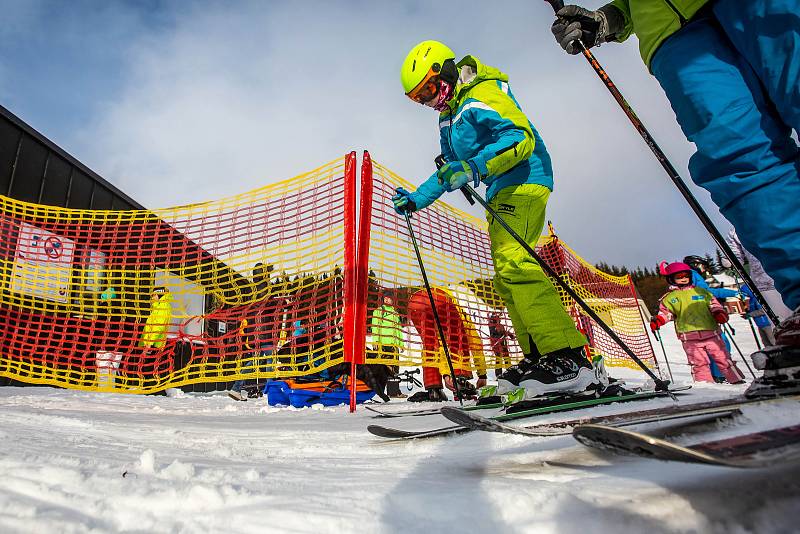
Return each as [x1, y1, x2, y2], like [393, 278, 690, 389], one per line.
[2, 316, 800, 534]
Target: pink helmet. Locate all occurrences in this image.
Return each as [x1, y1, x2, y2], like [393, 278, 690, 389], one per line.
[663, 262, 692, 277]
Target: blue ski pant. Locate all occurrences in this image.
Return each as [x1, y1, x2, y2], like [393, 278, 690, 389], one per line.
[651, 0, 800, 310]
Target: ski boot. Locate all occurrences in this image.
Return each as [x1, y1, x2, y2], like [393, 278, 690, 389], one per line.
[496, 353, 542, 395]
[745, 345, 800, 398]
[499, 347, 607, 401]
[407, 386, 448, 403]
[774, 306, 800, 347]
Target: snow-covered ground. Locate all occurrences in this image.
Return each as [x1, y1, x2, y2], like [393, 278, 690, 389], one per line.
[2, 315, 800, 534]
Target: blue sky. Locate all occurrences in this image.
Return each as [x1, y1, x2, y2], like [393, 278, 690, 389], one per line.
[0, 0, 731, 268]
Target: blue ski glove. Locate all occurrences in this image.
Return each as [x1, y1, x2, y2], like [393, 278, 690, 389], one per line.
[391, 187, 417, 215]
[436, 160, 480, 192]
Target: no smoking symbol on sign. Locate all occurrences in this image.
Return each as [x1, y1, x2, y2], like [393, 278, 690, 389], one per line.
[43, 236, 63, 259]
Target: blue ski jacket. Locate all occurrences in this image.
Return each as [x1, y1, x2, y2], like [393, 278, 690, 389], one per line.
[410, 55, 553, 211]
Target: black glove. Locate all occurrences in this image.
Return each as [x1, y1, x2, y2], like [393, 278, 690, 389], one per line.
[551, 4, 624, 55]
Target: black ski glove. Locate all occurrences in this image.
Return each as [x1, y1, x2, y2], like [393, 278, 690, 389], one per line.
[551, 4, 625, 55]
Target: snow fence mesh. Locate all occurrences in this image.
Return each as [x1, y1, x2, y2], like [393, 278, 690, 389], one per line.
[0, 153, 658, 394]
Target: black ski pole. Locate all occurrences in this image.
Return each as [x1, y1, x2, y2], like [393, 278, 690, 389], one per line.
[461, 184, 671, 392]
[652, 329, 674, 384]
[402, 210, 463, 404]
[543, 0, 779, 327]
[747, 316, 764, 351]
[722, 323, 757, 379]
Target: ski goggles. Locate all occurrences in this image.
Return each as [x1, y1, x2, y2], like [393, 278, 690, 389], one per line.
[406, 68, 441, 105]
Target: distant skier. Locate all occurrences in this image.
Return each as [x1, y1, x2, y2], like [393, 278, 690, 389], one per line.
[650, 262, 743, 384]
[550, 1, 800, 387]
[682, 254, 737, 382]
[395, 41, 606, 399]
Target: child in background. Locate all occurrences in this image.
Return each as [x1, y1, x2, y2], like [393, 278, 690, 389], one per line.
[650, 262, 743, 384]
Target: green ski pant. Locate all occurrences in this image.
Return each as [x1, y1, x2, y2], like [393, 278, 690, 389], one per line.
[487, 184, 587, 356]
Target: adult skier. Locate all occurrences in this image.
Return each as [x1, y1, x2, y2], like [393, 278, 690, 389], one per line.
[394, 40, 606, 398]
[549, 0, 800, 391]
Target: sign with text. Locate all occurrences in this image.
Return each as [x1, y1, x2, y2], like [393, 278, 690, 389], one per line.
[10, 222, 76, 303]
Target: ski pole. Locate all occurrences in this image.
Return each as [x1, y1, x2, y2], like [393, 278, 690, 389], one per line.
[747, 316, 764, 351]
[543, 0, 779, 327]
[652, 329, 674, 384]
[461, 184, 671, 392]
[722, 323, 757, 379]
[402, 211, 463, 404]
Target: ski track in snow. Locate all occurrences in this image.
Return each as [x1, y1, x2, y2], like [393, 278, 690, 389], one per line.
[2, 316, 800, 533]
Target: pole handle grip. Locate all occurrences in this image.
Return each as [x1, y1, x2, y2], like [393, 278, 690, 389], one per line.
[545, 0, 564, 13]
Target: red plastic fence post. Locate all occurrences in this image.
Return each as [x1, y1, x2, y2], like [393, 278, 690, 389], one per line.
[343, 151, 358, 411]
[349, 151, 374, 412]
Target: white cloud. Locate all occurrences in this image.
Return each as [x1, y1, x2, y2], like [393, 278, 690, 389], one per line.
[55, 0, 730, 267]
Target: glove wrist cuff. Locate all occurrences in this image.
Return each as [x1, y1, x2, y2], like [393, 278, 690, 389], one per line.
[598, 4, 625, 42]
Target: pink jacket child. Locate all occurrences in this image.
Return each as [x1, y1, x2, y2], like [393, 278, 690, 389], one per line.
[650, 262, 743, 384]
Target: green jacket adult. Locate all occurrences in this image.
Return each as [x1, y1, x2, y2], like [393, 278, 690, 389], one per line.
[370, 304, 403, 347]
[609, 0, 710, 68]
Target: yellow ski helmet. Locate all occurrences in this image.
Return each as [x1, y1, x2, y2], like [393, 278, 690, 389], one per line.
[401, 40, 456, 98]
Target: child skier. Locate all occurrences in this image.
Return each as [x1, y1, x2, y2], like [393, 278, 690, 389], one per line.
[395, 40, 605, 399]
[650, 262, 743, 384]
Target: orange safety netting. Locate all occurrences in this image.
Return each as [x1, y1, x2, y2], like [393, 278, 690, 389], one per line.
[0, 151, 658, 394]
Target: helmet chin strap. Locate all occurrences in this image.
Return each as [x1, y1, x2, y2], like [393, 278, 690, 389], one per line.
[432, 80, 454, 112]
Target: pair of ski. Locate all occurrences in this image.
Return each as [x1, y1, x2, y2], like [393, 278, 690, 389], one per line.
[367, 387, 688, 439]
[370, 392, 800, 468]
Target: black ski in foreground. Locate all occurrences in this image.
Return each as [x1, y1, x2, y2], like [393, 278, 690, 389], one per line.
[440, 394, 800, 437]
[573, 422, 800, 467]
[367, 386, 689, 440]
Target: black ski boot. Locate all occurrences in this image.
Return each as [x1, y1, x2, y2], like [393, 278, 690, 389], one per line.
[496, 353, 541, 394]
[503, 347, 606, 400]
[407, 386, 447, 403]
[745, 345, 800, 398]
[774, 306, 800, 347]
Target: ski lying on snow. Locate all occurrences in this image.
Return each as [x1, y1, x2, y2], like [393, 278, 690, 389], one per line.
[367, 389, 680, 440]
[364, 401, 502, 418]
[440, 394, 800, 437]
[573, 422, 800, 467]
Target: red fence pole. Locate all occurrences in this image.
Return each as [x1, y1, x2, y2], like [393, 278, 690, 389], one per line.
[349, 151, 374, 412]
[342, 152, 358, 411]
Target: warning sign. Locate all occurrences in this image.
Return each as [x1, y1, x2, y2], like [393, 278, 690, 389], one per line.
[10, 222, 76, 303]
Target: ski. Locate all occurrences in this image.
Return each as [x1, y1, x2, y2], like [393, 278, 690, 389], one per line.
[364, 401, 503, 418]
[440, 393, 800, 437]
[573, 422, 800, 468]
[367, 388, 683, 440]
